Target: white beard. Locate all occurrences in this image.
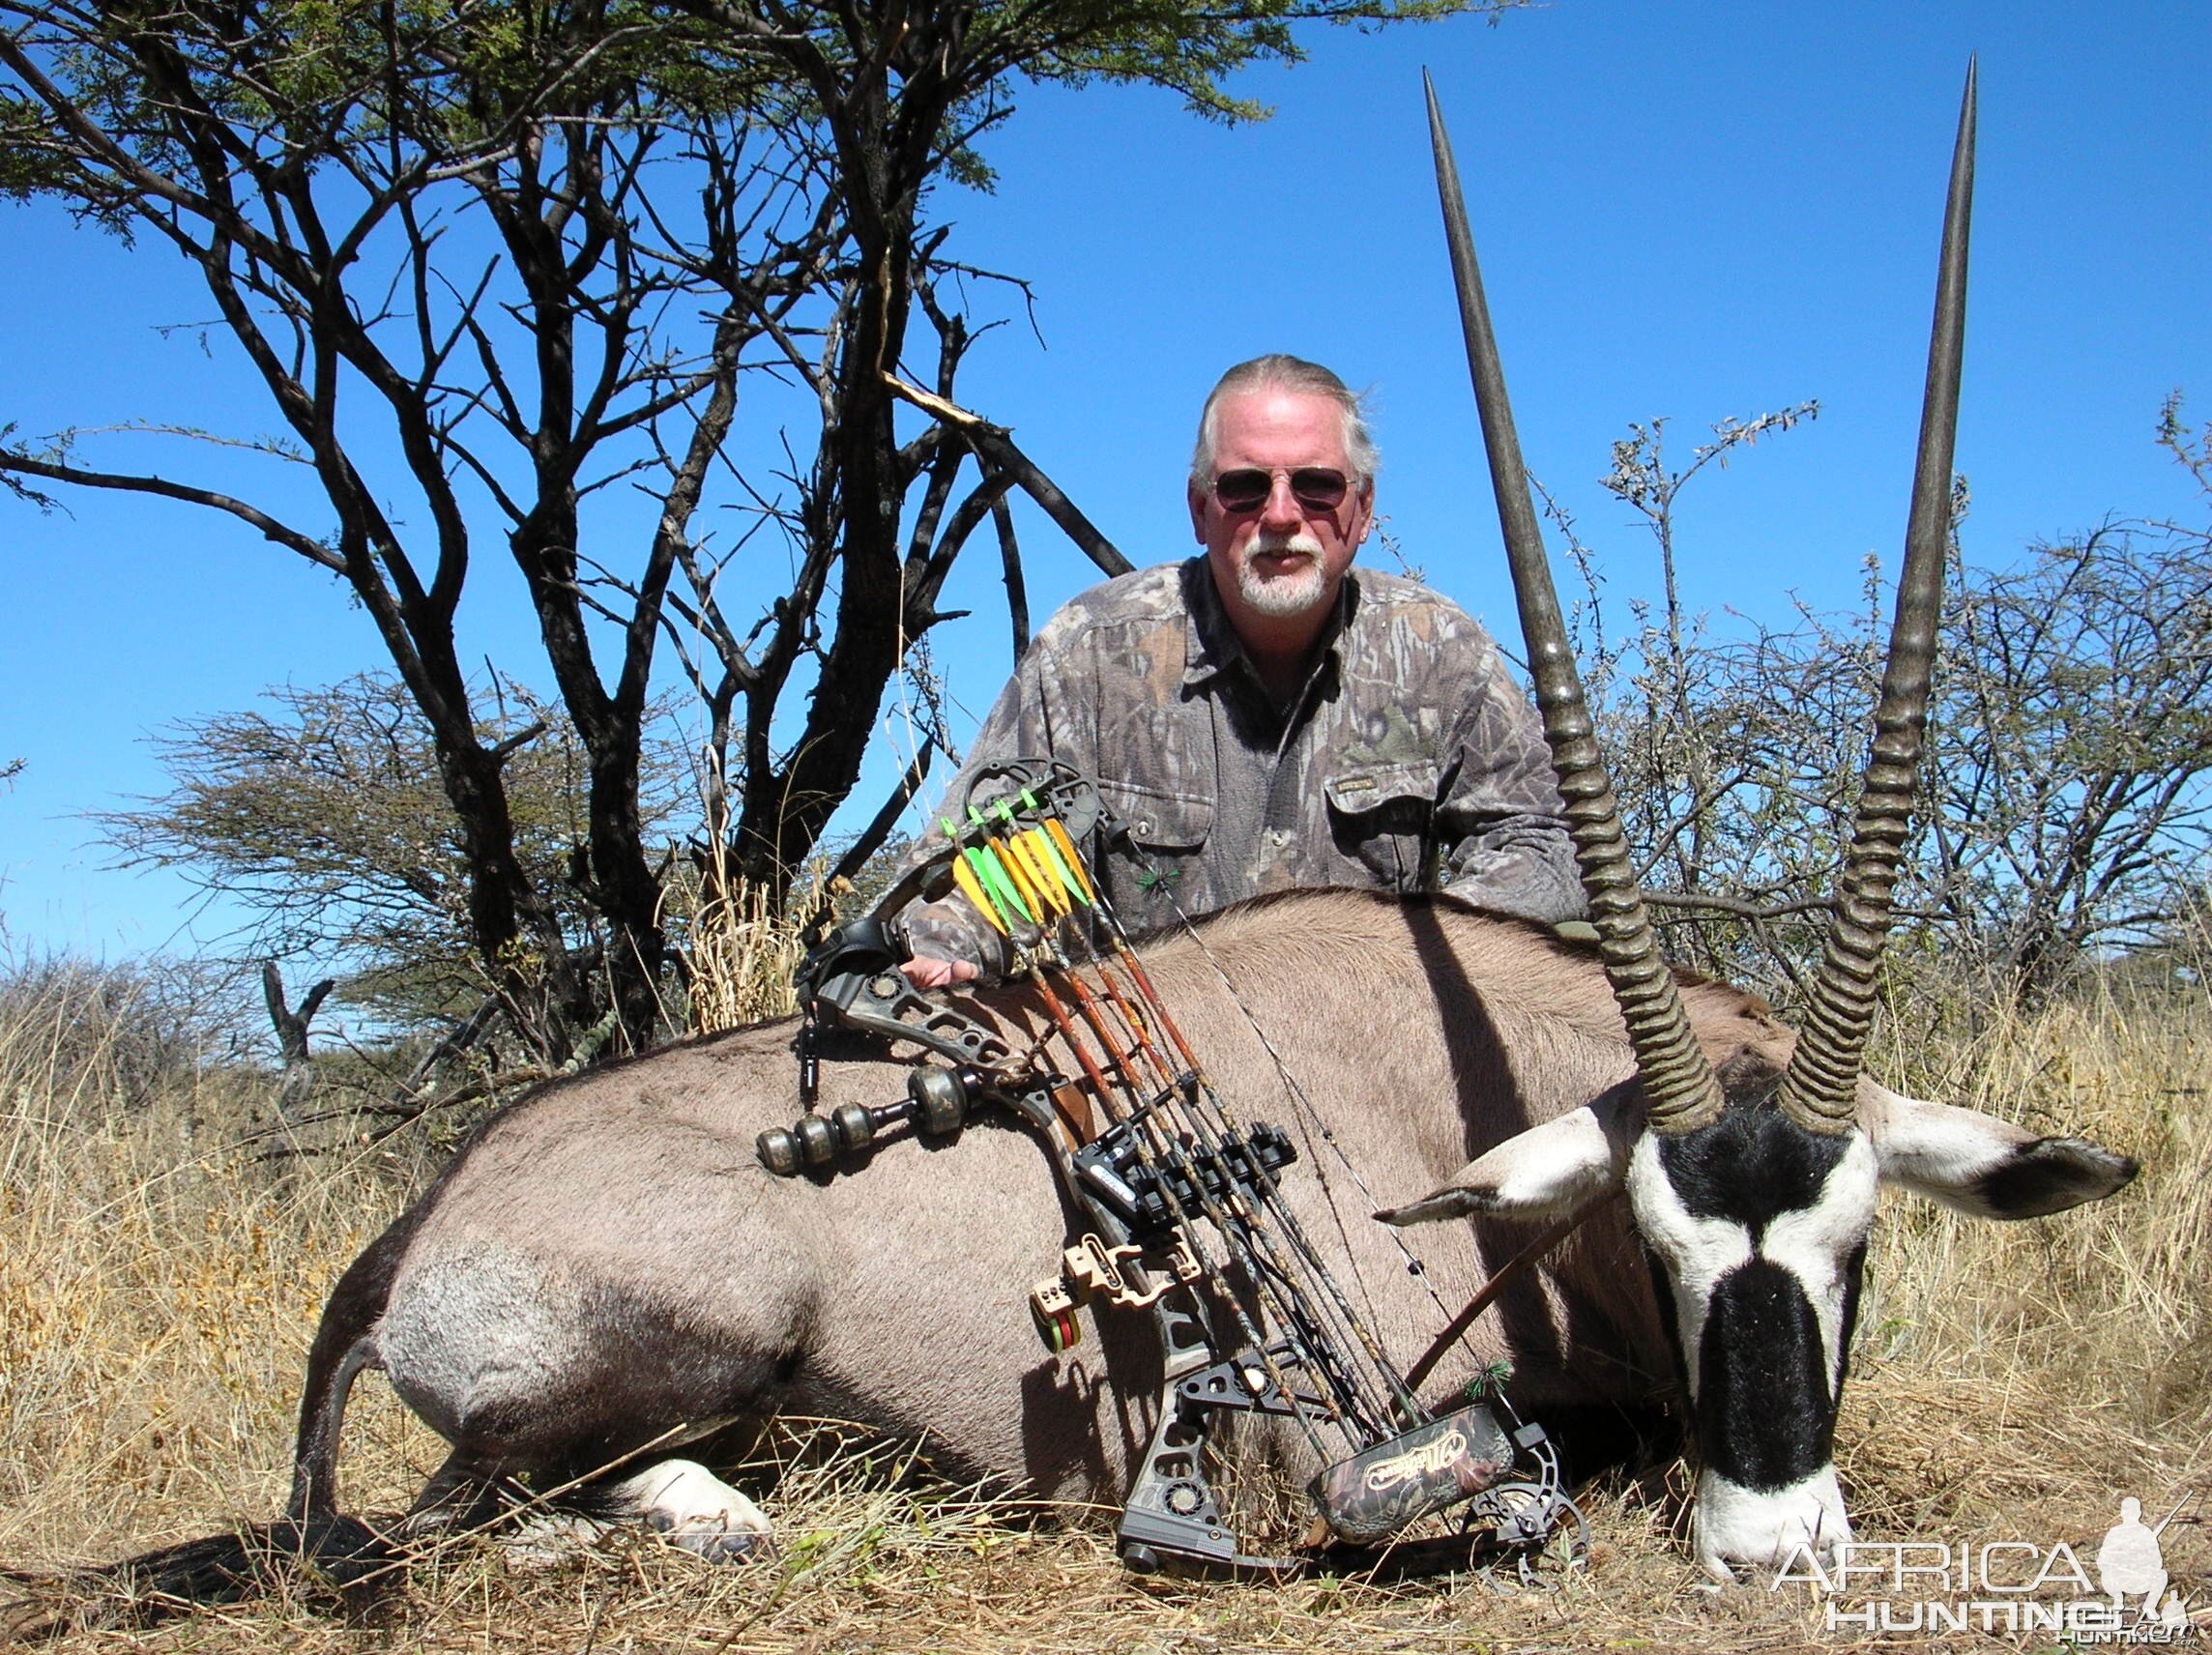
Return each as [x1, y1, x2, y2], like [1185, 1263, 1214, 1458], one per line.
[1235, 531, 1331, 619]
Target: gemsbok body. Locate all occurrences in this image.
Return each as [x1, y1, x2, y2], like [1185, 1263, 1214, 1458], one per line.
[118, 888, 2133, 1607]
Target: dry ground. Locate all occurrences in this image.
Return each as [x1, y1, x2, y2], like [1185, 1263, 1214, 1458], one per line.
[1, 959, 2206, 1652]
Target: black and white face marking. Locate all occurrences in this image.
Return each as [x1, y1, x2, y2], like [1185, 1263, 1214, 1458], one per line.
[1628, 1099, 1879, 1577]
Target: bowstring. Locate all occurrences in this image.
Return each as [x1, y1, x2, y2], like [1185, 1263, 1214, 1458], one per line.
[1030, 942, 1373, 1450]
[952, 765, 1446, 1427]
[1049, 863, 1445, 1423]
[1048, 926, 1405, 1437]
[1135, 872, 1458, 1335]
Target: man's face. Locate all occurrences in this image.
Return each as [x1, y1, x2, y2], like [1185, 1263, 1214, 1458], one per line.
[1188, 388, 1374, 639]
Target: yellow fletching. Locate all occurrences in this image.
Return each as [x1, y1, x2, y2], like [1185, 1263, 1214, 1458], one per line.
[951, 857, 1009, 933]
[1033, 830, 1080, 914]
[1010, 831, 1072, 916]
[989, 835, 1045, 920]
[1045, 817, 1097, 905]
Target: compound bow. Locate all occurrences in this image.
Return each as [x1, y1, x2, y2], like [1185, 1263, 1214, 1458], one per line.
[758, 759, 1584, 1576]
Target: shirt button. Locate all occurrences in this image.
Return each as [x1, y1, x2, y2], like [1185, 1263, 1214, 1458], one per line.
[1268, 828, 1291, 848]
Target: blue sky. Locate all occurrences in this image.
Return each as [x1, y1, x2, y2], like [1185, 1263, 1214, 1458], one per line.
[2, 0, 2206, 960]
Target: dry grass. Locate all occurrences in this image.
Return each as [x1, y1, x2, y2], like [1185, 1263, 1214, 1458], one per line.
[1, 954, 2206, 1652]
[0, 964, 438, 1568]
[662, 863, 833, 1034]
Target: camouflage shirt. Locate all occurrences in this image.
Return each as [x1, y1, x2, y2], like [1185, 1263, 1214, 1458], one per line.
[895, 558, 1583, 973]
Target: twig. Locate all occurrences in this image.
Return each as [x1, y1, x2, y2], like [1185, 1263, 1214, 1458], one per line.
[1644, 891, 1833, 922]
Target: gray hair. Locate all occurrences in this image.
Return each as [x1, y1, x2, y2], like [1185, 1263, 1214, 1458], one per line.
[1189, 355, 1381, 489]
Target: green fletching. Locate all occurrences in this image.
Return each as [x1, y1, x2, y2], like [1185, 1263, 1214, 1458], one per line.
[965, 809, 1033, 923]
[1035, 818, 1091, 906]
[957, 845, 1015, 928]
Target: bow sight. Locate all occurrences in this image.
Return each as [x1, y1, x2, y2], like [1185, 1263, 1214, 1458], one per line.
[760, 759, 1585, 1577]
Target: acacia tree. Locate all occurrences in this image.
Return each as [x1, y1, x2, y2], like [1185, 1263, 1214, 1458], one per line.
[0, 0, 1500, 1059]
[1541, 403, 1855, 985]
[1920, 406, 2212, 992]
[96, 673, 674, 1029]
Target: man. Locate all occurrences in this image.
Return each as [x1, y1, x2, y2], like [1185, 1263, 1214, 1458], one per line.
[897, 354, 1581, 986]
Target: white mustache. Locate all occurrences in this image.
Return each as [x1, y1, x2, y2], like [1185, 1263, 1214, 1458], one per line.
[1235, 529, 1333, 619]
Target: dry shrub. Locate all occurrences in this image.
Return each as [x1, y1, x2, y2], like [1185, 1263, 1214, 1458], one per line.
[662, 863, 828, 1034]
[0, 951, 2205, 1653]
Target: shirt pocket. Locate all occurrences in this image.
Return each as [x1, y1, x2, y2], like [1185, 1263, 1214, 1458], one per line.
[1096, 778, 1214, 911]
[1324, 759, 1444, 891]
[1097, 778, 1214, 851]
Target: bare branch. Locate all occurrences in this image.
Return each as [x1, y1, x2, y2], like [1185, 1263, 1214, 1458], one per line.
[0, 449, 339, 569]
[883, 374, 1129, 576]
[994, 493, 1030, 661]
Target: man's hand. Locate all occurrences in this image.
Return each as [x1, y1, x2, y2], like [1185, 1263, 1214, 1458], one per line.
[899, 954, 980, 990]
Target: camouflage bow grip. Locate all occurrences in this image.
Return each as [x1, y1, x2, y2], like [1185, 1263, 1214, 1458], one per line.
[1308, 1400, 1519, 1547]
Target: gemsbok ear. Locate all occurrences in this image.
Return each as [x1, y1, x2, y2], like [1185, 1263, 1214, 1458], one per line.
[1376, 1103, 1629, 1226]
[1866, 1087, 2139, 1219]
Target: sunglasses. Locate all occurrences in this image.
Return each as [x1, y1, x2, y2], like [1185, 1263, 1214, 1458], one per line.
[1210, 467, 1351, 513]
